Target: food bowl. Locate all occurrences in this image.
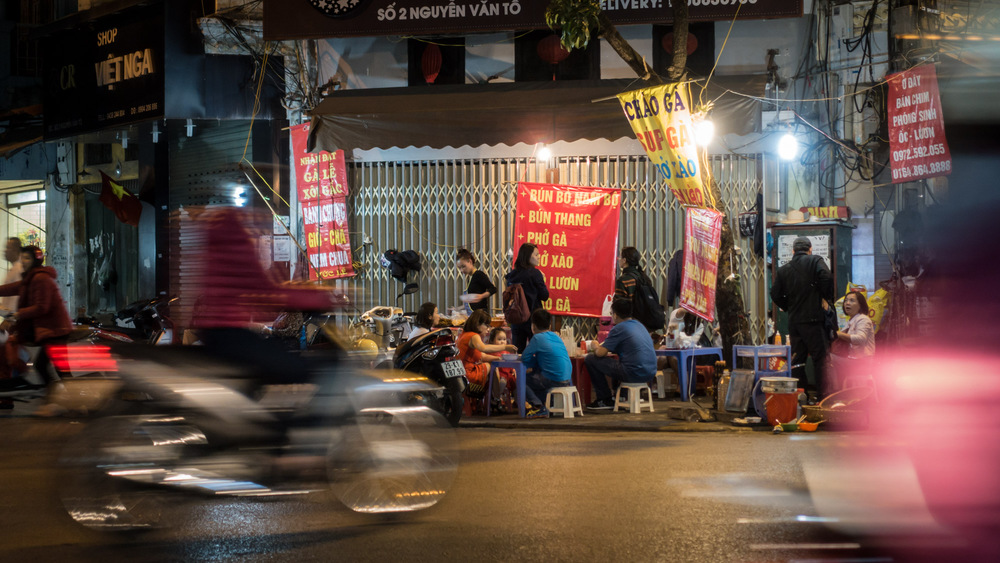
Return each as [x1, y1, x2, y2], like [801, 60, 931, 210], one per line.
[501, 354, 520, 361]
[779, 422, 799, 432]
[797, 421, 821, 432]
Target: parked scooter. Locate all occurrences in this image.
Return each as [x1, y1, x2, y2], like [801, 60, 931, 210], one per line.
[76, 296, 178, 345]
[391, 327, 466, 427]
[57, 344, 458, 531]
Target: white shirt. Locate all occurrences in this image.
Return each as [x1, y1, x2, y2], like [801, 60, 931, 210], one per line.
[407, 326, 430, 341]
[0, 261, 23, 314]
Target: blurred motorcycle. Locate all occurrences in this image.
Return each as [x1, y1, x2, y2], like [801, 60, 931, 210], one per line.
[57, 344, 458, 531]
[0, 322, 120, 414]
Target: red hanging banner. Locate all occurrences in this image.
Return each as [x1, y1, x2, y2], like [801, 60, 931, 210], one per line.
[512, 182, 622, 317]
[887, 65, 952, 183]
[290, 123, 355, 280]
[680, 208, 724, 322]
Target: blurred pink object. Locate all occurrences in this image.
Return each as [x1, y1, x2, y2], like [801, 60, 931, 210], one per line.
[191, 207, 335, 329]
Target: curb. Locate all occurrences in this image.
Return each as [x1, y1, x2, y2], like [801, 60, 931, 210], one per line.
[458, 419, 752, 432]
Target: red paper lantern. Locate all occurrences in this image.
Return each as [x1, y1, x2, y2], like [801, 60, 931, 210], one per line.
[661, 33, 698, 56]
[422, 43, 442, 84]
[537, 34, 571, 65]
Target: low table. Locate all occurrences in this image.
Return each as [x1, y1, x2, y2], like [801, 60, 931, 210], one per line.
[570, 356, 592, 404]
[486, 359, 527, 418]
[655, 347, 723, 401]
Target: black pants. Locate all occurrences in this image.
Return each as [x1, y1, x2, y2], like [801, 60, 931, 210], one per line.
[789, 322, 828, 395]
[510, 322, 533, 353]
[34, 335, 69, 385]
[199, 328, 313, 384]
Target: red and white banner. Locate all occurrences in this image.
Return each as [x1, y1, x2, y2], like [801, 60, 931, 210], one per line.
[291, 123, 355, 280]
[680, 208, 724, 322]
[887, 65, 952, 183]
[512, 182, 622, 317]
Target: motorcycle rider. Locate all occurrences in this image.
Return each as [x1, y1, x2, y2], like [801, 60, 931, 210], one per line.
[190, 207, 337, 381]
[0, 245, 74, 416]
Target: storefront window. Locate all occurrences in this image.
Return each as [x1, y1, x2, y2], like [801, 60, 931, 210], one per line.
[2, 188, 46, 279]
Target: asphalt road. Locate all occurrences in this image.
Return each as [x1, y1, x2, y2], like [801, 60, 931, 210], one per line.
[0, 417, 967, 562]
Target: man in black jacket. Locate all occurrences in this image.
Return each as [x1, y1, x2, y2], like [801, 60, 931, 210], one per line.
[770, 237, 835, 402]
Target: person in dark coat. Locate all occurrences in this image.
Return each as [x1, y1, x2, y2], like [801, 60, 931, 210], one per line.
[0, 245, 74, 415]
[770, 236, 835, 402]
[613, 246, 650, 302]
[665, 249, 684, 308]
[504, 243, 549, 352]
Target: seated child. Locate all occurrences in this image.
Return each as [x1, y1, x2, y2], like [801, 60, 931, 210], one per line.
[488, 327, 517, 413]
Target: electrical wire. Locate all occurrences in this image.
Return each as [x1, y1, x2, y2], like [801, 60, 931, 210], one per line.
[698, 3, 742, 108]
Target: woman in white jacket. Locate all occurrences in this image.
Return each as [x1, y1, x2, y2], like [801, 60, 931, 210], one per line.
[829, 291, 875, 392]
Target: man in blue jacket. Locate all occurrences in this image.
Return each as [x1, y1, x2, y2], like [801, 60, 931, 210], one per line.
[585, 298, 657, 409]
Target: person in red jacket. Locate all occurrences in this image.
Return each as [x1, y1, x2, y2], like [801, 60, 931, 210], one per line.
[0, 245, 73, 414]
[189, 207, 338, 381]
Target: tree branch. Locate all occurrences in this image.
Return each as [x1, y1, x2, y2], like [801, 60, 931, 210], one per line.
[597, 11, 663, 85]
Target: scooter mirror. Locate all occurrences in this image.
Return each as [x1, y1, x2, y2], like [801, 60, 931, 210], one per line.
[399, 283, 419, 297]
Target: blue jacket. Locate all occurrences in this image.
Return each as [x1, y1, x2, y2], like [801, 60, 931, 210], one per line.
[522, 331, 572, 383]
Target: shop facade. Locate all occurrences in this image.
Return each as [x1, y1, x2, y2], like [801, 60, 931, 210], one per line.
[36, 0, 289, 322]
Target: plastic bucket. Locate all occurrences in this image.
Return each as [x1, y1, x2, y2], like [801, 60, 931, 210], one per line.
[764, 391, 799, 426]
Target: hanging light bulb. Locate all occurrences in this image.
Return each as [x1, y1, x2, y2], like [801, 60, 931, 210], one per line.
[536, 144, 552, 161]
[694, 119, 715, 147]
[778, 133, 800, 161]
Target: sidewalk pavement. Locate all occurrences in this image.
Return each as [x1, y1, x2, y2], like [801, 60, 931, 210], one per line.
[459, 397, 758, 433]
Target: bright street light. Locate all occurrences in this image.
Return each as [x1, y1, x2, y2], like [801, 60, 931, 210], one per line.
[694, 119, 715, 147]
[778, 133, 800, 161]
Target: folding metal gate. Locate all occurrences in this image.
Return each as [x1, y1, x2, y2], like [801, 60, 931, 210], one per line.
[345, 154, 767, 342]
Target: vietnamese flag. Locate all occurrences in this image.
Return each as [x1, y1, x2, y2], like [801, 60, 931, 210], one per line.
[99, 170, 143, 226]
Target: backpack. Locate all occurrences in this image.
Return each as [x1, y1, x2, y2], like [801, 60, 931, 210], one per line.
[502, 283, 531, 325]
[632, 274, 666, 331]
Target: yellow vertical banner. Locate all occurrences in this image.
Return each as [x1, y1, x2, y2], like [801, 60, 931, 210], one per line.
[617, 84, 715, 208]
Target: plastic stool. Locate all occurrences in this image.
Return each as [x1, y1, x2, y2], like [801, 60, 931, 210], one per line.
[545, 386, 584, 419]
[843, 374, 879, 403]
[614, 382, 654, 413]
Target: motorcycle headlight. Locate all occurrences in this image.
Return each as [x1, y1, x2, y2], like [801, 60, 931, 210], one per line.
[421, 349, 440, 360]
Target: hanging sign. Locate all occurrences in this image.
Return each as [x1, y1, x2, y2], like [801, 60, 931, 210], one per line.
[617, 83, 715, 208]
[887, 65, 952, 183]
[291, 123, 355, 280]
[800, 206, 851, 220]
[43, 2, 165, 139]
[512, 182, 622, 317]
[680, 207, 724, 322]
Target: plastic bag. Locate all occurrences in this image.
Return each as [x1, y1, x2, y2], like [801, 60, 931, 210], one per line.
[600, 294, 613, 318]
[868, 288, 891, 333]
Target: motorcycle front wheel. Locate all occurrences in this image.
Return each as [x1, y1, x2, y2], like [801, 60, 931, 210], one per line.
[441, 377, 465, 427]
[327, 406, 457, 514]
[58, 415, 188, 531]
